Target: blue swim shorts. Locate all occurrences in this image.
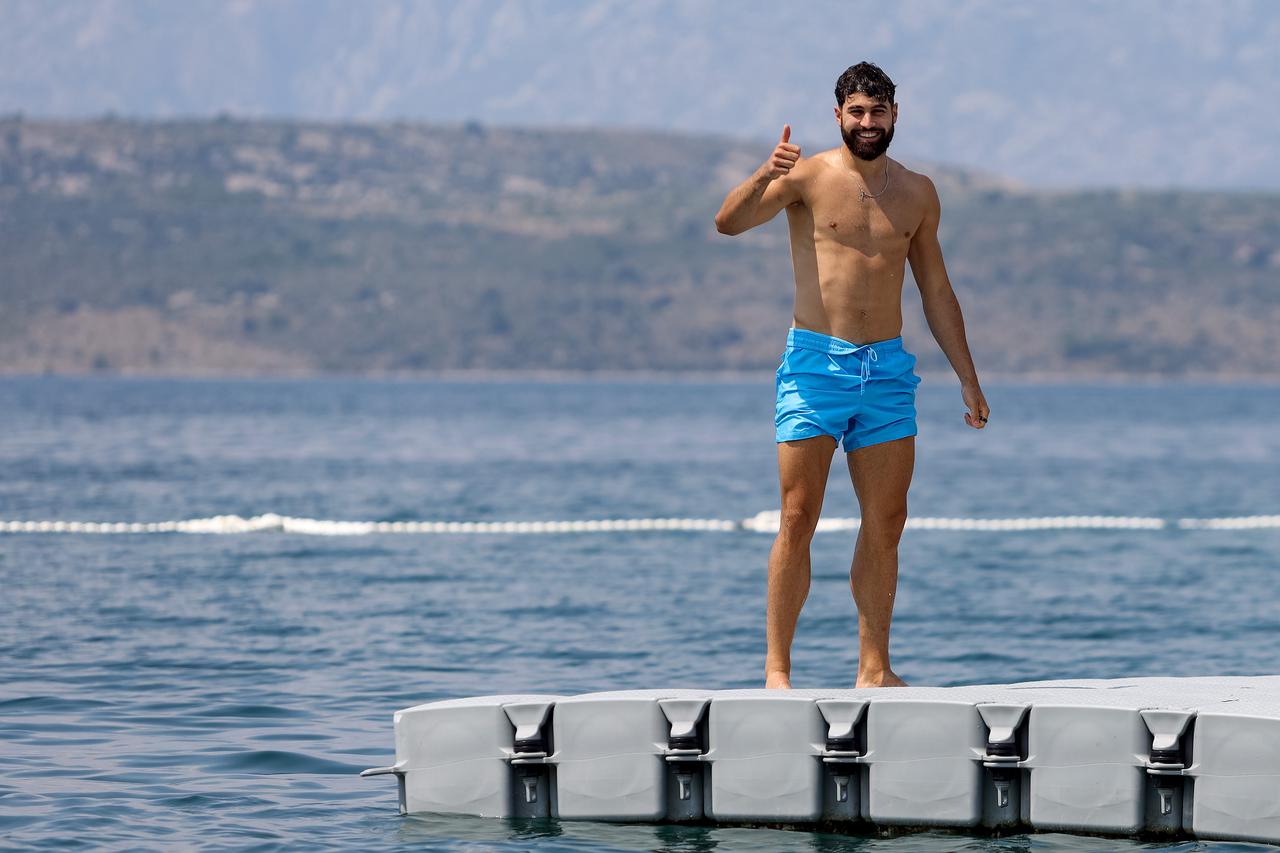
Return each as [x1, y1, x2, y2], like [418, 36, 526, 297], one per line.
[775, 327, 922, 452]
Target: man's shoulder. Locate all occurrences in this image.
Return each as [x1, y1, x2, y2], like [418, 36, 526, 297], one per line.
[804, 148, 843, 171]
[773, 150, 830, 204]
[892, 161, 937, 196]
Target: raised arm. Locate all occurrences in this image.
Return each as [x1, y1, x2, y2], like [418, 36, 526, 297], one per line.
[907, 176, 990, 430]
[714, 125, 804, 235]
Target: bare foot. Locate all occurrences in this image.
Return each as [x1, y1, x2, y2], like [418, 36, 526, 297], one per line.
[764, 670, 793, 689]
[856, 669, 908, 688]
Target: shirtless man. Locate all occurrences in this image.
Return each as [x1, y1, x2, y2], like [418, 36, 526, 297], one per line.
[714, 62, 990, 689]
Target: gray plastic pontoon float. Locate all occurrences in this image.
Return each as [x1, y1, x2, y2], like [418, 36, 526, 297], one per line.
[362, 676, 1280, 843]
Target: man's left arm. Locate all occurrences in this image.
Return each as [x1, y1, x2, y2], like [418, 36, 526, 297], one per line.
[907, 177, 990, 430]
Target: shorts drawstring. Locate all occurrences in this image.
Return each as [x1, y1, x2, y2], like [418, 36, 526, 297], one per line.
[857, 346, 878, 394]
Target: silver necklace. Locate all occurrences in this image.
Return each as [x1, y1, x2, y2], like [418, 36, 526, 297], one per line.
[859, 163, 891, 202]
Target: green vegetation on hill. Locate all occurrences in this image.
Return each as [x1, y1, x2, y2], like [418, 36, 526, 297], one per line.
[1, 116, 1276, 377]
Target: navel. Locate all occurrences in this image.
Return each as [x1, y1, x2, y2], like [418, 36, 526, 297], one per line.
[829, 221, 839, 230]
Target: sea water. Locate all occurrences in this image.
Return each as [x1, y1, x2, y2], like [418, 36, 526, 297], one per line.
[1, 375, 1278, 851]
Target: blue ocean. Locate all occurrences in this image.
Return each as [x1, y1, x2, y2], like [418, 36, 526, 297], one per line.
[2, 374, 1278, 851]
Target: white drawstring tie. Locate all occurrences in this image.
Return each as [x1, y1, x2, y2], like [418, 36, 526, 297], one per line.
[855, 345, 878, 394]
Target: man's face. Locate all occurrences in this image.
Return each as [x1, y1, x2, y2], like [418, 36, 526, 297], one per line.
[836, 93, 896, 161]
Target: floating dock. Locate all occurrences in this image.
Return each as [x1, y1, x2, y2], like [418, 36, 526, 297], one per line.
[362, 676, 1280, 843]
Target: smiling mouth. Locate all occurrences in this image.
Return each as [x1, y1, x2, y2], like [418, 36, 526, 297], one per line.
[857, 132, 880, 138]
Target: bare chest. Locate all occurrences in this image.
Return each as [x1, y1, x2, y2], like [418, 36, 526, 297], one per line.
[807, 180, 921, 256]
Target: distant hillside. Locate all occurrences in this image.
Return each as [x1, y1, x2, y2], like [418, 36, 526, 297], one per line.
[1, 116, 1277, 378]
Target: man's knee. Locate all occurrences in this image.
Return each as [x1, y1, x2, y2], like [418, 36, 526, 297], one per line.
[860, 503, 909, 546]
[778, 502, 822, 541]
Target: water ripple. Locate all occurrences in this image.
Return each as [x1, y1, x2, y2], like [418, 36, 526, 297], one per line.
[2, 378, 1279, 849]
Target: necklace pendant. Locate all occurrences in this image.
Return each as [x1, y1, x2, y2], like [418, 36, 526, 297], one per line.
[859, 190, 869, 202]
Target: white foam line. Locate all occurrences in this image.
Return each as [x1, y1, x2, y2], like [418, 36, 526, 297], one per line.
[1178, 515, 1280, 530]
[2, 513, 1277, 536]
[0, 514, 740, 536]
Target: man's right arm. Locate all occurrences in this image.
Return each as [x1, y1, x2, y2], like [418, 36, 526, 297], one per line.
[714, 125, 803, 235]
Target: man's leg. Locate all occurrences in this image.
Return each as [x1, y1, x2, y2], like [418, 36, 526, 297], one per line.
[846, 435, 915, 687]
[765, 434, 838, 689]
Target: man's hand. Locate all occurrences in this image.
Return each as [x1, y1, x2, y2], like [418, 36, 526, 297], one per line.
[962, 383, 989, 429]
[715, 125, 804, 234]
[761, 124, 801, 180]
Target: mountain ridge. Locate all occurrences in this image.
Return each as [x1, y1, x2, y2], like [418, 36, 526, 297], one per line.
[1, 0, 1277, 189]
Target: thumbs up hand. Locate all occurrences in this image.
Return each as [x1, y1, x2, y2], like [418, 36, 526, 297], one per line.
[762, 124, 801, 180]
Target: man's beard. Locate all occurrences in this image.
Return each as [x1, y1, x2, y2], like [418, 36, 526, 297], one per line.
[842, 123, 895, 161]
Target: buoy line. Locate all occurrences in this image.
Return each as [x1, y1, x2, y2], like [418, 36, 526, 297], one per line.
[1, 511, 1278, 535]
[1177, 515, 1280, 530]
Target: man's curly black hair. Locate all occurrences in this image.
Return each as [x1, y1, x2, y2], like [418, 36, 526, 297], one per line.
[835, 62, 896, 107]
